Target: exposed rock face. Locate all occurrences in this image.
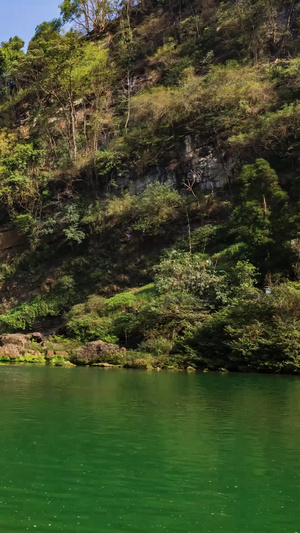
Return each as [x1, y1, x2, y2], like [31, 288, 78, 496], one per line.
[0, 334, 41, 359]
[0, 334, 29, 347]
[73, 340, 126, 365]
[0, 225, 25, 255]
[112, 136, 232, 194]
[0, 344, 21, 358]
[182, 136, 232, 191]
[0, 332, 78, 363]
[56, 351, 69, 358]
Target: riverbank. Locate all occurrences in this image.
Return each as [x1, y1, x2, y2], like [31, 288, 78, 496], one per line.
[0, 333, 299, 375]
[0, 333, 199, 371]
[2, 1, 300, 384]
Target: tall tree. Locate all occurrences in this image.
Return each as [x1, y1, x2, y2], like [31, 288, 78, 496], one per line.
[230, 159, 291, 273]
[60, 0, 115, 34]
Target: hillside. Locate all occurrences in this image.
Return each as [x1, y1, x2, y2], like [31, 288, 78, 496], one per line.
[1, 0, 300, 372]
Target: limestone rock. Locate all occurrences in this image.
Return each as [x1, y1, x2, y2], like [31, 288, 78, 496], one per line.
[30, 332, 44, 343]
[55, 351, 69, 358]
[186, 366, 196, 372]
[93, 362, 120, 368]
[73, 340, 125, 365]
[0, 227, 23, 254]
[0, 334, 28, 347]
[0, 344, 21, 358]
[112, 135, 231, 195]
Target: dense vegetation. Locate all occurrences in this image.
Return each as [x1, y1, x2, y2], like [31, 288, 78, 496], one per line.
[1, 0, 300, 372]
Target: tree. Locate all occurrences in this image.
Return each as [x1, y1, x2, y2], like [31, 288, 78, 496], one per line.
[230, 159, 291, 273]
[1, 36, 24, 66]
[31, 19, 63, 44]
[217, 0, 300, 61]
[0, 36, 24, 91]
[18, 29, 111, 162]
[0, 129, 44, 213]
[60, 0, 115, 34]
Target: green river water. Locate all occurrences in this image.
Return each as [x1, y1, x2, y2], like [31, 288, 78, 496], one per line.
[0, 367, 299, 532]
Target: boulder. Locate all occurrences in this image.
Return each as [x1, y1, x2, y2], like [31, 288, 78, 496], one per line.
[26, 349, 43, 357]
[54, 351, 69, 358]
[0, 344, 21, 359]
[0, 334, 28, 347]
[73, 340, 125, 365]
[30, 332, 44, 343]
[93, 362, 120, 368]
[186, 366, 196, 372]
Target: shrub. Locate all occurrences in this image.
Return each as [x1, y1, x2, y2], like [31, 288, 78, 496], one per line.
[66, 312, 118, 343]
[104, 292, 137, 313]
[131, 183, 182, 235]
[139, 336, 174, 356]
[184, 283, 300, 373]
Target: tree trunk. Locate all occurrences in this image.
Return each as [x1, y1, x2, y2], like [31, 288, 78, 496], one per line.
[70, 101, 77, 161]
[125, 70, 131, 133]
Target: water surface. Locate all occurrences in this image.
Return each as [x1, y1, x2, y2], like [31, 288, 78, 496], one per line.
[0, 367, 299, 532]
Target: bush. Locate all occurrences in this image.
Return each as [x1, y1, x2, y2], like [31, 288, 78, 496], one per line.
[131, 183, 182, 236]
[139, 336, 174, 356]
[184, 283, 300, 373]
[0, 299, 57, 332]
[155, 251, 257, 308]
[104, 292, 137, 313]
[66, 313, 118, 343]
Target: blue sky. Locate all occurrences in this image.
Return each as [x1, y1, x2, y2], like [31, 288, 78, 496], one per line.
[0, 0, 61, 48]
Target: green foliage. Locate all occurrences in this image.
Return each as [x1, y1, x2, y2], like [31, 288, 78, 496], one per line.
[139, 336, 174, 357]
[131, 183, 182, 235]
[13, 213, 35, 236]
[32, 20, 63, 43]
[127, 62, 274, 158]
[123, 353, 156, 370]
[104, 292, 137, 312]
[22, 353, 46, 364]
[66, 312, 118, 343]
[56, 275, 76, 294]
[0, 299, 55, 331]
[0, 275, 77, 332]
[155, 251, 257, 308]
[62, 205, 86, 244]
[184, 283, 300, 373]
[0, 36, 24, 73]
[0, 130, 44, 211]
[228, 159, 292, 273]
[36, 204, 86, 246]
[1, 0, 300, 374]
[60, 0, 115, 33]
[84, 183, 183, 243]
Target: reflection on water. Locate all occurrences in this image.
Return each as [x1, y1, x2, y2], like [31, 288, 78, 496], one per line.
[0, 367, 299, 532]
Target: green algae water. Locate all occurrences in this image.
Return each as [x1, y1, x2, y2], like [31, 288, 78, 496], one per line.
[0, 368, 299, 532]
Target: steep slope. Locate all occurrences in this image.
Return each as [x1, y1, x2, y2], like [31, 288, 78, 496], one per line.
[1, 0, 300, 372]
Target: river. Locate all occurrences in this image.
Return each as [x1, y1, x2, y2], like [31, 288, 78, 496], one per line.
[0, 367, 299, 532]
